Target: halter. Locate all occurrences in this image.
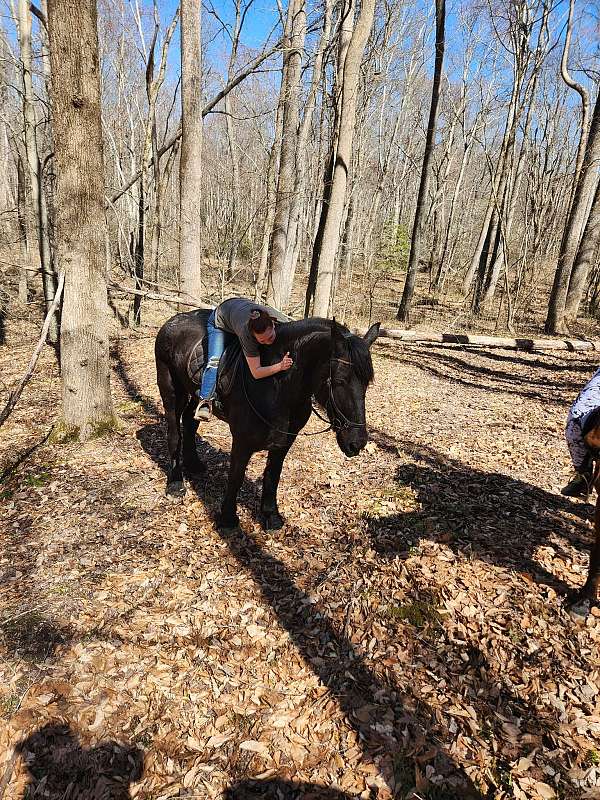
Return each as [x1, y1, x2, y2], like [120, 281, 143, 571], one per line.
[241, 354, 366, 437]
[322, 357, 368, 432]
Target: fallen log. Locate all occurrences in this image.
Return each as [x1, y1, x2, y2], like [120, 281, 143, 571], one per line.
[377, 328, 600, 352]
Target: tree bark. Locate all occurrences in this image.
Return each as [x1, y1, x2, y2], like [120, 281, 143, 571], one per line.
[267, 0, 305, 310]
[546, 90, 600, 334]
[312, 0, 375, 317]
[17, 0, 57, 339]
[47, 0, 114, 438]
[179, 0, 203, 304]
[565, 176, 600, 324]
[397, 0, 445, 323]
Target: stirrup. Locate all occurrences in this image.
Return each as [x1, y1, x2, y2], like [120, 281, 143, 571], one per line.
[194, 398, 212, 422]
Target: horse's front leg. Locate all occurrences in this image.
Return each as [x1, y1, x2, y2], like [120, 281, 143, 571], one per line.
[181, 397, 205, 476]
[572, 491, 600, 610]
[218, 438, 252, 530]
[260, 435, 297, 531]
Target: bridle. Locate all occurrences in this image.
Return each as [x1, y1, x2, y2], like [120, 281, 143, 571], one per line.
[241, 353, 367, 437]
[318, 356, 368, 432]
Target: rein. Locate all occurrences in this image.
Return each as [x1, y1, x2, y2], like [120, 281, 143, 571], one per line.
[240, 355, 365, 438]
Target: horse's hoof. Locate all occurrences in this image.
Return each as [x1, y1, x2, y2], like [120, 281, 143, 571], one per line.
[217, 515, 239, 532]
[262, 512, 285, 531]
[166, 480, 186, 498]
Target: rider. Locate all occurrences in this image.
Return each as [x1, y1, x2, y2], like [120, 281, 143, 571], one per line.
[562, 366, 600, 497]
[194, 297, 293, 421]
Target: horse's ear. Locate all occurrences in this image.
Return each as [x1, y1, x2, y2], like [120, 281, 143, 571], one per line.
[363, 322, 380, 348]
[330, 317, 344, 341]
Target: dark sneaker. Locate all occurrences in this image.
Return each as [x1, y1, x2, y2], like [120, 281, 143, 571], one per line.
[194, 400, 211, 422]
[561, 472, 591, 497]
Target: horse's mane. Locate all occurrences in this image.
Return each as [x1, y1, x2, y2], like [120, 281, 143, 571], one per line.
[277, 318, 374, 386]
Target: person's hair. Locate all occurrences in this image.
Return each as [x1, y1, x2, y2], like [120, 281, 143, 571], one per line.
[248, 309, 276, 335]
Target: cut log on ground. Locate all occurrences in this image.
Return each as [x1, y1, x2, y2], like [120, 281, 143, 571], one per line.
[376, 328, 600, 352]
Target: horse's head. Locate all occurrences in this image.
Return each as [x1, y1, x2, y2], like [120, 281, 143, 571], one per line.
[315, 319, 380, 458]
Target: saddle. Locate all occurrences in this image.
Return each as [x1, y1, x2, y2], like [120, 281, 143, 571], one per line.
[186, 336, 243, 401]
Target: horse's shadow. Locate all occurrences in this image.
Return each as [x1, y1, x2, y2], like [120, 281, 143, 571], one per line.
[366, 427, 595, 597]
[15, 723, 143, 799]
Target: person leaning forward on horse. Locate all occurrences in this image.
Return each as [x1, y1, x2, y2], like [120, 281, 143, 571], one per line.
[194, 297, 293, 422]
[562, 366, 600, 497]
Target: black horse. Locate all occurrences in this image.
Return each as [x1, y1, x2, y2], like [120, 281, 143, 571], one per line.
[154, 310, 379, 530]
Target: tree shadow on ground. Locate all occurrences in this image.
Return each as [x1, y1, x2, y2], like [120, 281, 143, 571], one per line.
[458, 345, 597, 374]
[367, 427, 594, 598]
[0, 612, 73, 663]
[224, 779, 356, 799]
[375, 345, 586, 406]
[15, 723, 143, 799]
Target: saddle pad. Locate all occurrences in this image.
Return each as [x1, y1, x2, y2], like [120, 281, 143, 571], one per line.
[217, 339, 243, 398]
[187, 339, 205, 386]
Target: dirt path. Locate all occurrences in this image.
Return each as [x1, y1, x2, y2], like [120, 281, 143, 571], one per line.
[1, 330, 599, 800]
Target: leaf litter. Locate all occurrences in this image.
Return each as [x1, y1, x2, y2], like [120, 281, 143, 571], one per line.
[0, 329, 599, 798]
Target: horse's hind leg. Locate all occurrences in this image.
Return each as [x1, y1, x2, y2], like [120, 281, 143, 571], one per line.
[182, 397, 205, 476]
[157, 358, 187, 497]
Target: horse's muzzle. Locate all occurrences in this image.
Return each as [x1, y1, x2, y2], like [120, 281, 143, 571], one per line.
[337, 429, 367, 458]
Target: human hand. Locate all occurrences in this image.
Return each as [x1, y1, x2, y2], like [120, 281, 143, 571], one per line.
[279, 352, 293, 371]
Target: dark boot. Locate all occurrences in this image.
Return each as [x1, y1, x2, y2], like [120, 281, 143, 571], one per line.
[561, 456, 594, 497]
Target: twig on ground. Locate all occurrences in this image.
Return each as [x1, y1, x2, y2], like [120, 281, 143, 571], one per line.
[0, 272, 64, 428]
[0, 426, 54, 483]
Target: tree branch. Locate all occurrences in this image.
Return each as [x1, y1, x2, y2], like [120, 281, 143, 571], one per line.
[0, 271, 64, 429]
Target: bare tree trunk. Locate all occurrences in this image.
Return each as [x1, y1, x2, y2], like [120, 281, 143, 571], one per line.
[267, 0, 305, 310]
[17, 0, 57, 339]
[397, 0, 445, 323]
[255, 94, 284, 301]
[561, 0, 590, 226]
[47, 0, 114, 438]
[312, 0, 376, 317]
[305, 0, 354, 316]
[16, 151, 29, 303]
[565, 178, 600, 323]
[546, 91, 600, 334]
[279, 0, 332, 308]
[179, 0, 203, 304]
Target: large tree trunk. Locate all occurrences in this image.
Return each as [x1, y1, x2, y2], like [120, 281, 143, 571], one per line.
[17, 0, 58, 340]
[255, 93, 285, 301]
[47, 0, 114, 438]
[312, 0, 375, 317]
[546, 91, 600, 334]
[179, 0, 203, 304]
[565, 177, 600, 324]
[267, 0, 305, 310]
[278, 0, 332, 309]
[397, 0, 446, 323]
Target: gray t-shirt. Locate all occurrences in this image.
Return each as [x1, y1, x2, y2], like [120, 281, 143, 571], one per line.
[214, 298, 288, 358]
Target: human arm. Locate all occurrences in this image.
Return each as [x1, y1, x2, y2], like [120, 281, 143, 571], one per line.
[245, 352, 293, 380]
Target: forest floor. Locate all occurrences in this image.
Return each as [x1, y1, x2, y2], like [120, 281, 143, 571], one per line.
[1, 315, 600, 800]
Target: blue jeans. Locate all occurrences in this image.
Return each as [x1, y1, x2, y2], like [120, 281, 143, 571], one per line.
[198, 311, 233, 401]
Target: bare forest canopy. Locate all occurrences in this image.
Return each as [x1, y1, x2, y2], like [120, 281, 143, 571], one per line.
[0, 0, 599, 341]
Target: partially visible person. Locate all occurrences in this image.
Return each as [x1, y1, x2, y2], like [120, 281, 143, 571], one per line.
[562, 367, 600, 496]
[195, 297, 292, 421]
